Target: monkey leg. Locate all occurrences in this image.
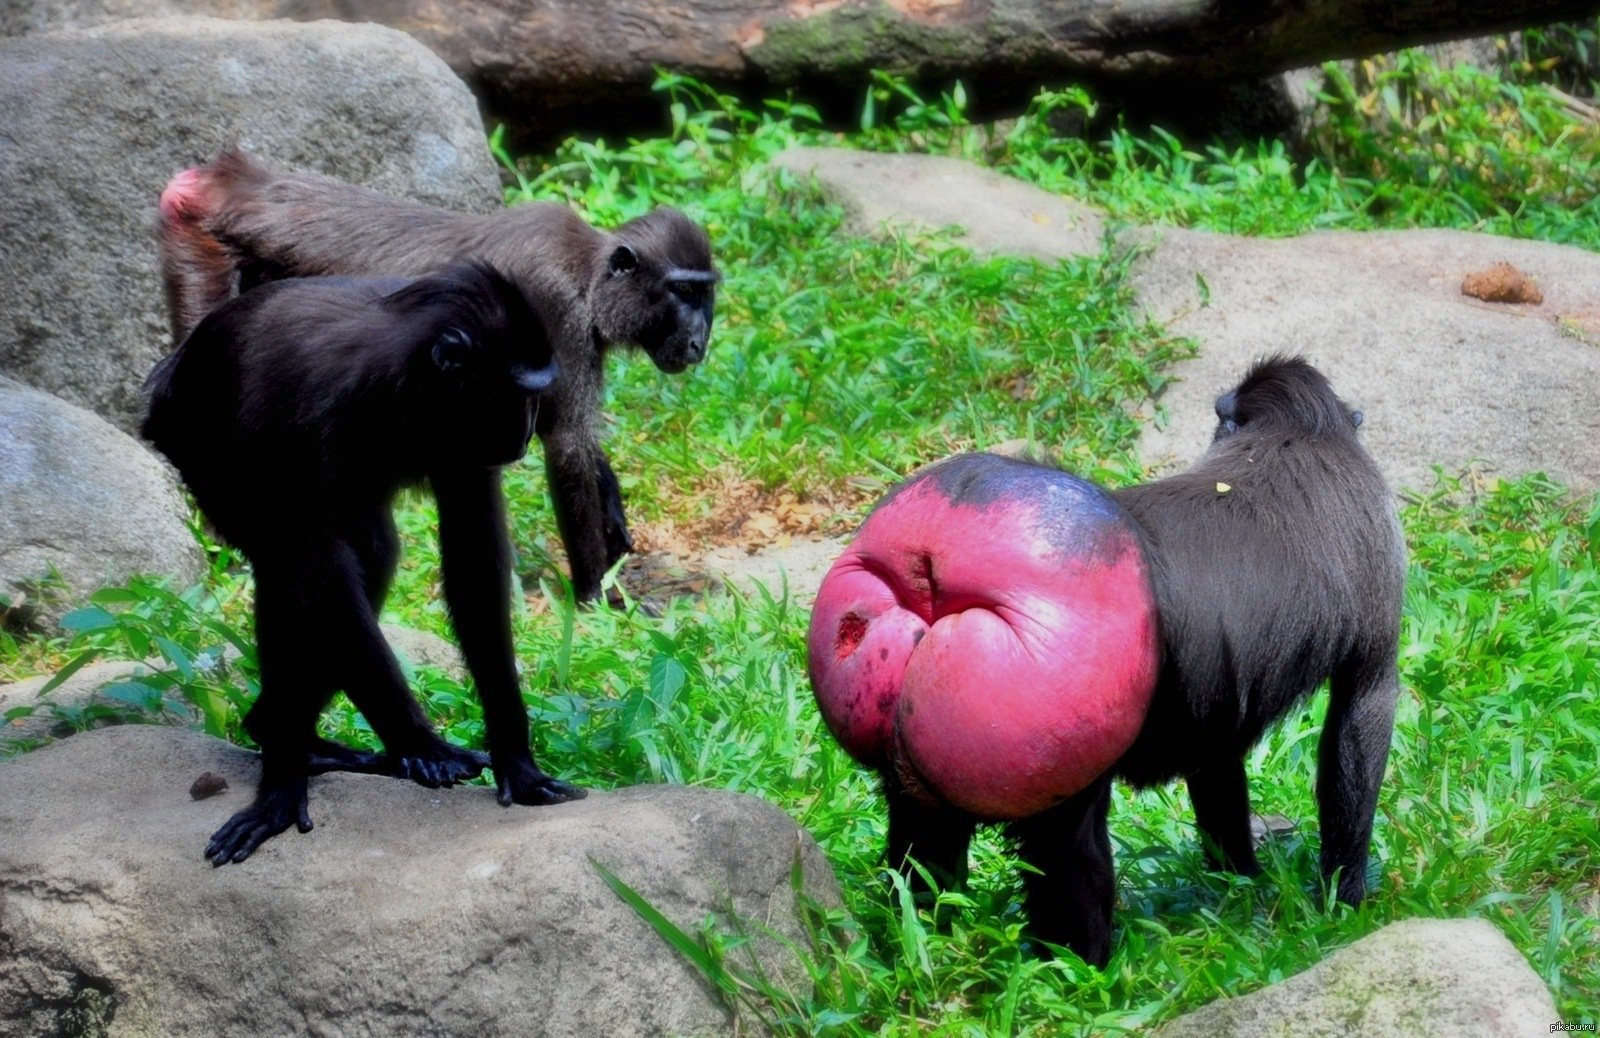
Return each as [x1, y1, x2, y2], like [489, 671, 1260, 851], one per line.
[1318, 657, 1401, 906]
[595, 451, 635, 566]
[333, 517, 492, 789]
[1187, 757, 1261, 877]
[206, 574, 319, 866]
[884, 777, 975, 898]
[435, 467, 585, 807]
[1009, 774, 1115, 967]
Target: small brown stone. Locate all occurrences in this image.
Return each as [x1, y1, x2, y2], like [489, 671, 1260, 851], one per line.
[188, 771, 229, 800]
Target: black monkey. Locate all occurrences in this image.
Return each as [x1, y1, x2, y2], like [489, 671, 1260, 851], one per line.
[1109, 356, 1404, 902]
[885, 356, 1404, 966]
[158, 149, 718, 604]
[142, 261, 584, 865]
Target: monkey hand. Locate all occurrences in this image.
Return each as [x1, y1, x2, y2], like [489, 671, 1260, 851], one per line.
[807, 454, 1161, 820]
[493, 756, 587, 806]
[205, 779, 312, 866]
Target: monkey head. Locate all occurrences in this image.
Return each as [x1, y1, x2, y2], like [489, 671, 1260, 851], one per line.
[421, 261, 558, 467]
[592, 207, 718, 374]
[1213, 355, 1365, 441]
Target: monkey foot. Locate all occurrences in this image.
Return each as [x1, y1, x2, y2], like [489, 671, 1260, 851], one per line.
[205, 784, 312, 866]
[494, 757, 587, 806]
[392, 744, 489, 789]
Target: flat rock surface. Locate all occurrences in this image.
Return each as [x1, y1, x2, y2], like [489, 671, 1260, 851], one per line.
[771, 147, 1107, 260]
[0, 726, 839, 1038]
[773, 146, 1600, 492]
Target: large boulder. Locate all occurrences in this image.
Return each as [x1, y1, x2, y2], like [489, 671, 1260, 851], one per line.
[1153, 917, 1557, 1038]
[0, 377, 202, 630]
[0, 726, 840, 1037]
[0, 17, 503, 430]
[772, 146, 1600, 493]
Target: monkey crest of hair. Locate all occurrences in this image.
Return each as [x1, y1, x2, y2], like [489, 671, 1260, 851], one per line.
[1212, 353, 1366, 440]
[143, 260, 581, 867]
[156, 146, 719, 607]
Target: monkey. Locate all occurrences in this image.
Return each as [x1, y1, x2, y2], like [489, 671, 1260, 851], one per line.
[142, 260, 584, 865]
[157, 148, 718, 605]
[880, 356, 1404, 966]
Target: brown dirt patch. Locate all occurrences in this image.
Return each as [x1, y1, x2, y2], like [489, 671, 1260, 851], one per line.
[1461, 262, 1544, 305]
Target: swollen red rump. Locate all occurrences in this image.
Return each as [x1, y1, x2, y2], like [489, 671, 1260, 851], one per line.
[807, 454, 1159, 819]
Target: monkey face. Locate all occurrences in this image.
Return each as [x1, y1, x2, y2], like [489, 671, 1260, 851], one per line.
[430, 319, 557, 468]
[599, 207, 718, 373]
[646, 271, 717, 374]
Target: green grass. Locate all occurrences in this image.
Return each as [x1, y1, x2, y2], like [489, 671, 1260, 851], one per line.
[6, 49, 1600, 1033]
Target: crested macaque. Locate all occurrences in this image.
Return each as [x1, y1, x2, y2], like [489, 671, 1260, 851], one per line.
[142, 261, 584, 865]
[158, 149, 718, 604]
[874, 357, 1404, 966]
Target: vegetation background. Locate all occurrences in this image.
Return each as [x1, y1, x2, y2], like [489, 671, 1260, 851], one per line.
[4, 25, 1597, 1035]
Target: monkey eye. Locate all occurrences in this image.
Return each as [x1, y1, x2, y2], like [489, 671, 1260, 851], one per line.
[431, 326, 477, 372]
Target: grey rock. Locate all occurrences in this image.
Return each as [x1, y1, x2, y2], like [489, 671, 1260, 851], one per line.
[1125, 224, 1600, 492]
[0, 377, 203, 630]
[0, 17, 502, 430]
[770, 147, 1600, 492]
[0, 725, 840, 1038]
[1153, 917, 1557, 1038]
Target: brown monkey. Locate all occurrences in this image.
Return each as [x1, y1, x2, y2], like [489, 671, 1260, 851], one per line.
[158, 150, 718, 604]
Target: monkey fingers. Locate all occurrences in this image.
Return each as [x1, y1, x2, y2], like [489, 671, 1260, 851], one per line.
[205, 779, 313, 866]
[493, 757, 587, 807]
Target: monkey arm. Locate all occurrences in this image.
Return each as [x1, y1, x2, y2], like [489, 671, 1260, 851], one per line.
[540, 425, 616, 605]
[595, 450, 635, 564]
[433, 466, 585, 806]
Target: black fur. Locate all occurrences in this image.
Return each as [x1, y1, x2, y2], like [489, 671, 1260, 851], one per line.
[143, 261, 585, 866]
[1110, 356, 1405, 943]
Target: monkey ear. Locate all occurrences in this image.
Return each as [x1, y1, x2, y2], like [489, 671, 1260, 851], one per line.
[1350, 410, 1365, 429]
[608, 245, 638, 277]
[431, 326, 476, 372]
